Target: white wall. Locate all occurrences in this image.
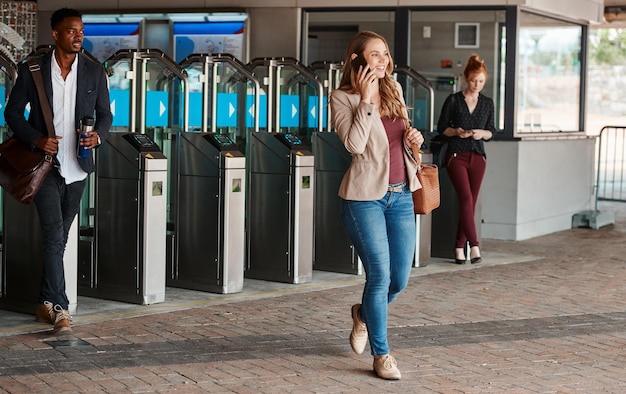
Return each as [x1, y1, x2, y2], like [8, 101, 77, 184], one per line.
[248, 8, 300, 59]
[482, 138, 596, 240]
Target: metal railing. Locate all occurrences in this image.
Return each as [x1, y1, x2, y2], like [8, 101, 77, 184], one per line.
[596, 125, 626, 203]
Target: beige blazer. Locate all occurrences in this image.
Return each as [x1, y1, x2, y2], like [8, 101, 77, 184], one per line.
[330, 82, 420, 201]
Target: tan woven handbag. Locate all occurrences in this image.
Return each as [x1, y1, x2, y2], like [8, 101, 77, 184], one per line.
[411, 146, 440, 215]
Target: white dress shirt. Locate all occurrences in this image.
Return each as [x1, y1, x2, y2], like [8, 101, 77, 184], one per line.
[51, 50, 87, 184]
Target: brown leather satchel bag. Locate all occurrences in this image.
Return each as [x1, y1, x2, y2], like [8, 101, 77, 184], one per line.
[0, 60, 56, 204]
[411, 146, 440, 215]
[0, 136, 53, 204]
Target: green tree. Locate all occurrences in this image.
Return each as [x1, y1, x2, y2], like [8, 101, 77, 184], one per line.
[589, 28, 626, 65]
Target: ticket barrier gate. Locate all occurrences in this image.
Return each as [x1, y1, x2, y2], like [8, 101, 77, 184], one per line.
[311, 132, 360, 274]
[395, 66, 436, 267]
[308, 61, 361, 274]
[167, 133, 245, 293]
[79, 133, 167, 304]
[171, 54, 260, 293]
[246, 132, 314, 284]
[431, 177, 482, 260]
[246, 58, 320, 282]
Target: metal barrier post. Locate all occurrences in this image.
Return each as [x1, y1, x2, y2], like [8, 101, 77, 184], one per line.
[572, 125, 621, 229]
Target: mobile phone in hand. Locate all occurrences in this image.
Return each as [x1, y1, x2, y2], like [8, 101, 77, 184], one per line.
[351, 54, 369, 73]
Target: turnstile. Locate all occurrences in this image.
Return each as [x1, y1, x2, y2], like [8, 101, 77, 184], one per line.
[167, 132, 246, 293]
[394, 66, 436, 267]
[311, 132, 359, 274]
[171, 53, 259, 293]
[79, 133, 167, 304]
[246, 131, 314, 284]
[431, 171, 482, 260]
[1, 198, 44, 314]
[308, 61, 361, 274]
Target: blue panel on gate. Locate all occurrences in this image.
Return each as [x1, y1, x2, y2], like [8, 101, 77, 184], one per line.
[246, 94, 267, 129]
[0, 87, 5, 126]
[189, 92, 203, 127]
[280, 95, 299, 128]
[307, 96, 326, 129]
[146, 91, 169, 127]
[322, 96, 328, 129]
[217, 92, 237, 127]
[413, 99, 428, 131]
[110, 89, 130, 127]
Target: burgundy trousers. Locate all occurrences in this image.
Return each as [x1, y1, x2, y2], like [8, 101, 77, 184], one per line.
[445, 152, 486, 249]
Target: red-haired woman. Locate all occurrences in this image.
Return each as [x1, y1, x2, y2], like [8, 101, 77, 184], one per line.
[437, 54, 495, 265]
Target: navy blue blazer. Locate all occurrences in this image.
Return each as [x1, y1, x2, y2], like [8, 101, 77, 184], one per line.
[5, 50, 112, 174]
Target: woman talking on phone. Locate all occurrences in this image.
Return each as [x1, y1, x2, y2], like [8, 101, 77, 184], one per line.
[330, 31, 424, 380]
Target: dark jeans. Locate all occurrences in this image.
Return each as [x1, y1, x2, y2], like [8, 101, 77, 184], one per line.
[33, 168, 86, 310]
[446, 152, 486, 249]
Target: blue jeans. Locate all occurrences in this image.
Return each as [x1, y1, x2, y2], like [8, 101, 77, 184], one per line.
[340, 183, 416, 356]
[33, 168, 86, 310]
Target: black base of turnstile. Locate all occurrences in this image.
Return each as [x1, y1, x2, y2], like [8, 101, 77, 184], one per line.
[78, 176, 146, 305]
[245, 171, 295, 283]
[311, 132, 360, 274]
[0, 194, 43, 315]
[431, 168, 481, 259]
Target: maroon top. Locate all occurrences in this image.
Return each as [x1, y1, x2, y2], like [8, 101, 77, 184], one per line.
[381, 116, 406, 184]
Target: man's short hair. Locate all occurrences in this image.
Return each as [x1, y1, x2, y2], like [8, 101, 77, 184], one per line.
[50, 8, 82, 30]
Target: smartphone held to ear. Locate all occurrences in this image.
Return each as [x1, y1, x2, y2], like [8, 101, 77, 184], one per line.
[351, 54, 369, 73]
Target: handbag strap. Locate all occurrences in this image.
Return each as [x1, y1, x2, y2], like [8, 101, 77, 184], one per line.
[406, 120, 422, 169]
[27, 59, 56, 138]
[411, 145, 422, 170]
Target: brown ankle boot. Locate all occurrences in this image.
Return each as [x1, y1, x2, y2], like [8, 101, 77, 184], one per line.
[35, 301, 55, 325]
[52, 304, 72, 334]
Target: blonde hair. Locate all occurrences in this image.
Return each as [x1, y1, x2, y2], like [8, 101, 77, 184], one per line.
[337, 31, 407, 123]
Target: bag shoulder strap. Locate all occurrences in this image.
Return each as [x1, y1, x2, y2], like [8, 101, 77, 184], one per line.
[27, 59, 55, 138]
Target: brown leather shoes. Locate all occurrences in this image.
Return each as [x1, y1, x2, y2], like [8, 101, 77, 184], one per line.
[52, 304, 72, 334]
[35, 301, 55, 325]
[373, 354, 401, 380]
[350, 304, 368, 354]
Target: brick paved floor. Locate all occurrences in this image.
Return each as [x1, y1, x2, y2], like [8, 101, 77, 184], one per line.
[0, 201, 625, 393]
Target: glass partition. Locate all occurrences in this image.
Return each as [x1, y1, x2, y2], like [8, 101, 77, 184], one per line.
[181, 53, 261, 153]
[305, 11, 396, 66]
[517, 11, 583, 134]
[410, 10, 506, 133]
[247, 58, 323, 144]
[0, 55, 17, 236]
[85, 49, 188, 231]
[309, 61, 343, 132]
[393, 67, 435, 135]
